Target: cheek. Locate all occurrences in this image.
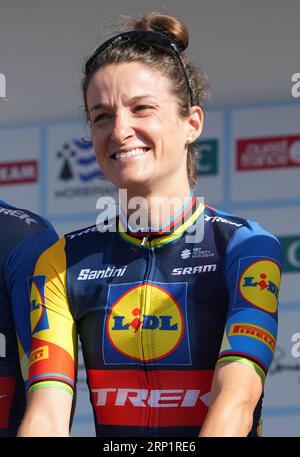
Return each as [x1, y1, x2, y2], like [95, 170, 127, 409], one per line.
[92, 130, 109, 156]
[92, 140, 108, 171]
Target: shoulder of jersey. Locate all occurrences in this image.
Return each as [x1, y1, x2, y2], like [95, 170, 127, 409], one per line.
[0, 200, 54, 232]
[64, 216, 118, 242]
[204, 205, 250, 232]
[204, 205, 278, 245]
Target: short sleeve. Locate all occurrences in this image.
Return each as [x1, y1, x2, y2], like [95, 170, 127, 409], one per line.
[5, 227, 59, 384]
[217, 221, 283, 380]
[27, 237, 77, 396]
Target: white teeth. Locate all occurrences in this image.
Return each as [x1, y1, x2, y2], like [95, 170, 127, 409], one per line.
[115, 148, 148, 160]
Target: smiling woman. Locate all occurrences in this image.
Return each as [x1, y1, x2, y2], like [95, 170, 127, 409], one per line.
[82, 15, 210, 195]
[19, 12, 283, 438]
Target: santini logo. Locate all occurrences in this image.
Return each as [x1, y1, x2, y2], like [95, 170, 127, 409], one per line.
[172, 264, 217, 275]
[78, 266, 127, 280]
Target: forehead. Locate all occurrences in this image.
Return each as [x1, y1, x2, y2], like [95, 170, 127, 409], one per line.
[87, 61, 173, 103]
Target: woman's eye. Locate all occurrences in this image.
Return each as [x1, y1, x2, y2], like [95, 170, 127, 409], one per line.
[93, 113, 112, 123]
[134, 105, 152, 113]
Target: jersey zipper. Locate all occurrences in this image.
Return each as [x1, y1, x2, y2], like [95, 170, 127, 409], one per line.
[140, 233, 156, 436]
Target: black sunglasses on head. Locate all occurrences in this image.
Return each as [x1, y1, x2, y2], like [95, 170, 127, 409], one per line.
[84, 30, 195, 106]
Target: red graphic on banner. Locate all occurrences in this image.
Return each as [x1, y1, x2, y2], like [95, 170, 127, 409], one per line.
[88, 369, 213, 427]
[0, 160, 38, 185]
[0, 377, 16, 429]
[236, 135, 300, 171]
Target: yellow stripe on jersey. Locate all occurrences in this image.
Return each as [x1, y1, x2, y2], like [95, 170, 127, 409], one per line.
[16, 334, 29, 384]
[118, 202, 205, 248]
[216, 356, 266, 381]
[28, 237, 77, 393]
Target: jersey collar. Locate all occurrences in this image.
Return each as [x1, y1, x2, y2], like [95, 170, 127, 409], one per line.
[118, 193, 205, 248]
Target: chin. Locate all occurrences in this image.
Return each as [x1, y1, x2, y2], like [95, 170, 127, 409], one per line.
[112, 173, 152, 190]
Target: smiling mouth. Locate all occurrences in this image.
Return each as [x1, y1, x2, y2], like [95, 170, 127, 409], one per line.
[111, 147, 150, 160]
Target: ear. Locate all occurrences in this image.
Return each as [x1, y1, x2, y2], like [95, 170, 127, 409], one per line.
[185, 106, 204, 145]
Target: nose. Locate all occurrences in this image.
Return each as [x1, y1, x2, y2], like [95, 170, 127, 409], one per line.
[110, 111, 134, 144]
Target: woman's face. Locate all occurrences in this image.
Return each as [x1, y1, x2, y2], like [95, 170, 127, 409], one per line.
[86, 61, 201, 193]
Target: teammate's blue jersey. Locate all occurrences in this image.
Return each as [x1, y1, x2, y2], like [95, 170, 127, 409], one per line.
[28, 195, 282, 437]
[0, 200, 58, 436]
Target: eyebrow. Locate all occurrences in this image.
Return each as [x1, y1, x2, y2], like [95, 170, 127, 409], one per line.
[89, 95, 157, 113]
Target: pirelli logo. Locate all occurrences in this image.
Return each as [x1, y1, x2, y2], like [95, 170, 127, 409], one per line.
[229, 323, 276, 353]
[29, 345, 49, 366]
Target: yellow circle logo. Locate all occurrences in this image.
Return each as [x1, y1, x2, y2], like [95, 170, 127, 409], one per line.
[106, 283, 183, 362]
[239, 260, 280, 313]
[30, 276, 46, 334]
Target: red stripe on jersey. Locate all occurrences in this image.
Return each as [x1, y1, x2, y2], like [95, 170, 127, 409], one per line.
[88, 369, 213, 427]
[28, 338, 75, 389]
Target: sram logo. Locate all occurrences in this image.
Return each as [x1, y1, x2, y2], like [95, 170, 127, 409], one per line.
[91, 387, 210, 408]
[171, 264, 217, 275]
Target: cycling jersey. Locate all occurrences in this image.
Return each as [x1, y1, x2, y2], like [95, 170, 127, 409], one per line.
[28, 195, 282, 437]
[0, 200, 58, 436]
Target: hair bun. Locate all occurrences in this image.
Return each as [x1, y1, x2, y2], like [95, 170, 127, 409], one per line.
[133, 12, 189, 53]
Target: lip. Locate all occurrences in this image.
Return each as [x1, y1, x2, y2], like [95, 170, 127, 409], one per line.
[110, 147, 150, 160]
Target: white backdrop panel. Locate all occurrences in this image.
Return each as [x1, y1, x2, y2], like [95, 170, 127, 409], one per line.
[195, 110, 224, 205]
[46, 121, 116, 216]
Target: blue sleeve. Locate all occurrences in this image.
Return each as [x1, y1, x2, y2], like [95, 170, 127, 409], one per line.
[4, 228, 58, 385]
[217, 220, 283, 380]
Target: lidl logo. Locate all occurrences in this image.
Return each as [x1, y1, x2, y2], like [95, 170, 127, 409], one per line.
[195, 139, 218, 176]
[104, 282, 191, 365]
[238, 259, 281, 314]
[30, 275, 50, 335]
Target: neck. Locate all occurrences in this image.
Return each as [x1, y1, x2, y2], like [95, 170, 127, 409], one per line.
[119, 179, 192, 232]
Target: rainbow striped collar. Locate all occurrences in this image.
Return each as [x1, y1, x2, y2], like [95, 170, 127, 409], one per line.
[118, 194, 205, 248]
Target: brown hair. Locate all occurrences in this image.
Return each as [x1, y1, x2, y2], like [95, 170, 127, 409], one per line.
[82, 12, 210, 186]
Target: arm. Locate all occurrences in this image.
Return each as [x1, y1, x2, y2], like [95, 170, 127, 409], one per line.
[199, 361, 263, 437]
[18, 388, 72, 437]
[5, 228, 58, 384]
[201, 221, 282, 437]
[18, 237, 77, 437]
